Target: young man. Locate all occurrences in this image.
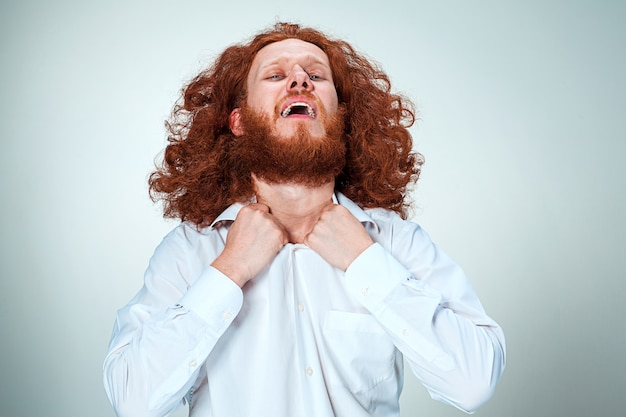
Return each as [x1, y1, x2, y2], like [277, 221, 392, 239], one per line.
[103, 22, 505, 417]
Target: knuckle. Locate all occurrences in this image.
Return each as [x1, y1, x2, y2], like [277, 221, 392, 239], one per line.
[239, 205, 255, 216]
[305, 232, 318, 246]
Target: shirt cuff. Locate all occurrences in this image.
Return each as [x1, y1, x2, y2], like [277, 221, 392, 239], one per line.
[344, 243, 411, 310]
[179, 266, 243, 334]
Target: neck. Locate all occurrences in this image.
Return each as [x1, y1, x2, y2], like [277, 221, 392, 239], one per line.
[252, 176, 335, 244]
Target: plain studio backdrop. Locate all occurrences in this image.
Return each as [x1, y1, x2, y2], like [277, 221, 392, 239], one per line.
[1, 1, 624, 416]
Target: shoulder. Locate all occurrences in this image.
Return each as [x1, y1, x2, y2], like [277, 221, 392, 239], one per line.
[159, 221, 208, 249]
[150, 221, 226, 273]
[363, 206, 438, 262]
[335, 192, 430, 246]
[365, 207, 426, 238]
[161, 220, 226, 244]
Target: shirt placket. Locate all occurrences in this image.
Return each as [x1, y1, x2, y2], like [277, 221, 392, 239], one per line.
[290, 245, 335, 417]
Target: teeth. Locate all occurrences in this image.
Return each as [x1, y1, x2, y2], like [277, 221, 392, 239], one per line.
[281, 102, 315, 118]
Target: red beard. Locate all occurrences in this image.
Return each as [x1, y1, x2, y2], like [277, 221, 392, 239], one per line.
[230, 100, 346, 187]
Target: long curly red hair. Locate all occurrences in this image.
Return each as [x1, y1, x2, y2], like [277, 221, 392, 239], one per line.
[149, 22, 423, 227]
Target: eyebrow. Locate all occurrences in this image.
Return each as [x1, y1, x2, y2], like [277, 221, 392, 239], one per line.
[258, 55, 331, 71]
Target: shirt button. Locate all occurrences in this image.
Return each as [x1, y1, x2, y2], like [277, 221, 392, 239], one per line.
[223, 311, 232, 321]
[305, 367, 313, 376]
[361, 288, 369, 297]
[402, 329, 409, 337]
[189, 359, 197, 367]
[297, 303, 305, 312]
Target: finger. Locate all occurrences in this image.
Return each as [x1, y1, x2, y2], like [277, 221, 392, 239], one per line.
[246, 203, 270, 213]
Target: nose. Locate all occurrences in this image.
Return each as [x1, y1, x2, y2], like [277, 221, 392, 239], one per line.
[287, 65, 313, 92]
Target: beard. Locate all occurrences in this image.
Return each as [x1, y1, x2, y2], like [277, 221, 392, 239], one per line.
[230, 99, 347, 187]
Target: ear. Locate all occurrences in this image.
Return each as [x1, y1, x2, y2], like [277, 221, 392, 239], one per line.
[229, 108, 244, 136]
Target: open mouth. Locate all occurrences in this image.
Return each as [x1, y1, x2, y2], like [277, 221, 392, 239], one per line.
[280, 102, 316, 118]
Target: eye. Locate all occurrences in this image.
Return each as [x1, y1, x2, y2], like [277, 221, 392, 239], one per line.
[309, 74, 322, 81]
[267, 74, 284, 80]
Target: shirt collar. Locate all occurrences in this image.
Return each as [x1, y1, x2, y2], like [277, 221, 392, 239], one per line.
[334, 192, 378, 229]
[209, 192, 378, 230]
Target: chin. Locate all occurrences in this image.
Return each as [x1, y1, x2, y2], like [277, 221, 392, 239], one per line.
[274, 125, 325, 140]
[277, 115, 324, 130]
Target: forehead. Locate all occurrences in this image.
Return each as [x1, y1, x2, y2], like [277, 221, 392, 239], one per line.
[249, 39, 331, 74]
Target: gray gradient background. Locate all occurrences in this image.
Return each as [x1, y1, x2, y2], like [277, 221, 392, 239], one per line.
[1, 1, 624, 416]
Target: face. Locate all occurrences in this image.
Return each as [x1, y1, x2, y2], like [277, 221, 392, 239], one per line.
[232, 39, 339, 139]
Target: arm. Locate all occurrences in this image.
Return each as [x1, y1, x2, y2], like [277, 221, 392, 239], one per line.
[103, 247, 243, 417]
[305, 205, 505, 413]
[344, 242, 505, 413]
[103, 204, 287, 417]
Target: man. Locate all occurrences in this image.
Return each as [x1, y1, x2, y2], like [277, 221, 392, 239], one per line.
[103, 22, 505, 417]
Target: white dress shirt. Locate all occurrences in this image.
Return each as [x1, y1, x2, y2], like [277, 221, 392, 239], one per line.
[103, 193, 505, 417]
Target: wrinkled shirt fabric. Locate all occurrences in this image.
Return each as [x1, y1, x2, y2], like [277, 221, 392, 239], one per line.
[103, 193, 505, 417]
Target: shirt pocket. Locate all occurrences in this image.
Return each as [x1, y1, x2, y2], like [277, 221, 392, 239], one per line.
[321, 310, 399, 394]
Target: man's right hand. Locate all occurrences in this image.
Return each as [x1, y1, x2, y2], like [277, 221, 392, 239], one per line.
[211, 203, 288, 287]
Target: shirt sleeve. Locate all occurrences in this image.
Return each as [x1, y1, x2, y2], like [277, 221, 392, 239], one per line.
[102, 232, 243, 417]
[344, 225, 506, 413]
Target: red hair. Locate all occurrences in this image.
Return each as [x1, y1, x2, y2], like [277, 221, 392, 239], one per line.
[149, 22, 423, 227]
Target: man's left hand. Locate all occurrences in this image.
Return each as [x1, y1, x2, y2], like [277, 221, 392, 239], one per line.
[304, 204, 374, 271]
